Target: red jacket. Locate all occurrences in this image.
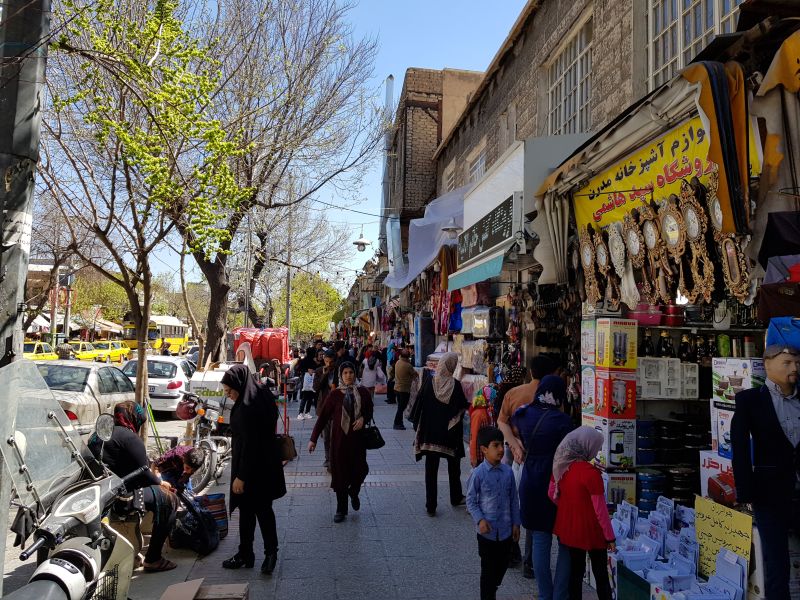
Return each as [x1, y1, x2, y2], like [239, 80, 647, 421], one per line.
[550, 461, 614, 550]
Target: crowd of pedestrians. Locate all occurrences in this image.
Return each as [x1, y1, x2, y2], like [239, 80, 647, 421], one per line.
[217, 340, 613, 600]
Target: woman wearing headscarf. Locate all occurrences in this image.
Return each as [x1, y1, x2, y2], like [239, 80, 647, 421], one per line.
[548, 427, 615, 600]
[412, 352, 469, 516]
[510, 375, 574, 600]
[88, 401, 179, 572]
[308, 361, 374, 523]
[220, 364, 286, 574]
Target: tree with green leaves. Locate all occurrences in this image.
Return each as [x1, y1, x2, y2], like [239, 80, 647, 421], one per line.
[39, 0, 250, 408]
[273, 272, 342, 341]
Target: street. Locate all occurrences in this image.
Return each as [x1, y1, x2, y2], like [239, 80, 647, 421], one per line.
[4, 396, 599, 600]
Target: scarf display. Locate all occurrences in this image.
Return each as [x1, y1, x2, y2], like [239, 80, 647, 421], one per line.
[114, 400, 146, 434]
[337, 361, 362, 434]
[551, 426, 604, 499]
[433, 352, 459, 404]
[532, 374, 567, 408]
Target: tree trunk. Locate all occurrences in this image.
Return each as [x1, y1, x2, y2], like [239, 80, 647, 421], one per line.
[131, 275, 152, 442]
[202, 259, 230, 364]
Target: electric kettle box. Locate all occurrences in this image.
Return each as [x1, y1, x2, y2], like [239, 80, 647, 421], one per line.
[595, 318, 638, 371]
[602, 471, 637, 505]
[581, 366, 597, 413]
[711, 357, 766, 404]
[581, 319, 596, 366]
[595, 368, 637, 419]
[699, 449, 733, 497]
[582, 414, 636, 469]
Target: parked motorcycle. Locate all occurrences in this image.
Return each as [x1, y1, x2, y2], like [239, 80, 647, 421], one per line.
[1, 361, 143, 600]
[175, 390, 232, 493]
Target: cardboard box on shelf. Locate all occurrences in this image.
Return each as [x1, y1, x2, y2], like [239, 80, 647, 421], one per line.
[595, 368, 636, 419]
[711, 357, 766, 405]
[714, 401, 735, 459]
[582, 413, 636, 469]
[595, 318, 638, 371]
[603, 471, 637, 505]
[581, 365, 597, 413]
[581, 319, 596, 366]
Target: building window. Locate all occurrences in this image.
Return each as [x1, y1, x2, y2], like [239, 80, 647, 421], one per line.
[649, 0, 744, 89]
[468, 148, 486, 184]
[547, 19, 593, 136]
[444, 165, 456, 192]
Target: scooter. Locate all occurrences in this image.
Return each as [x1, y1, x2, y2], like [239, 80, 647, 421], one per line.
[7, 460, 147, 600]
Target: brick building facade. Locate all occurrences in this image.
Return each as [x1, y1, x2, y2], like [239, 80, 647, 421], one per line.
[434, 0, 649, 195]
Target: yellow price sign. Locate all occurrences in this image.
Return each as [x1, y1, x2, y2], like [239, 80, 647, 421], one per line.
[695, 495, 752, 579]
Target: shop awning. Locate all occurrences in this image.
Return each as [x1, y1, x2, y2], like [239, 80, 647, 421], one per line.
[383, 184, 470, 290]
[26, 314, 50, 333]
[447, 241, 513, 291]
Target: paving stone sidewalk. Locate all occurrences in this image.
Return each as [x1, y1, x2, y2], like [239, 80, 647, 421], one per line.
[4, 395, 600, 599]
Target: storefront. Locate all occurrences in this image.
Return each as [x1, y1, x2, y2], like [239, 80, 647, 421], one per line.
[532, 17, 800, 599]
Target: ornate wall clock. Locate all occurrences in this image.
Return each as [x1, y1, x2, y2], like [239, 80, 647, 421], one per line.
[639, 201, 674, 303]
[594, 226, 619, 310]
[579, 225, 602, 306]
[679, 178, 714, 303]
[622, 210, 655, 303]
[703, 166, 751, 302]
[658, 195, 687, 262]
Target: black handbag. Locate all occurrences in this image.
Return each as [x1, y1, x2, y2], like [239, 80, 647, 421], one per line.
[361, 418, 385, 450]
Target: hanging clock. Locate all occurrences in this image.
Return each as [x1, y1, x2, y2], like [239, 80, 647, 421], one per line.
[622, 211, 646, 269]
[639, 201, 674, 303]
[658, 195, 687, 262]
[679, 178, 714, 303]
[607, 221, 627, 279]
[703, 166, 751, 301]
[579, 225, 602, 306]
[593, 226, 619, 310]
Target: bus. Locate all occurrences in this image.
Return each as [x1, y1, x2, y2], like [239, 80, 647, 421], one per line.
[122, 315, 190, 354]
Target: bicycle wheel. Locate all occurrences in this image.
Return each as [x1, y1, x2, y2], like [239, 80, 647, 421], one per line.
[190, 440, 217, 493]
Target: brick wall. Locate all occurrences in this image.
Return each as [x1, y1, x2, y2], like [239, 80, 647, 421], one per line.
[436, 0, 644, 194]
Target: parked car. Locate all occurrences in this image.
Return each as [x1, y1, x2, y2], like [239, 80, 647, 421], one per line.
[23, 341, 58, 360]
[185, 345, 200, 364]
[35, 360, 135, 436]
[69, 340, 101, 362]
[92, 340, 130, 363]
[121, 356, 196, 412]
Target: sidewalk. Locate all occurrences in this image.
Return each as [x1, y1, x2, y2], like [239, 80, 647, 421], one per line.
[5, 396, 600, 599]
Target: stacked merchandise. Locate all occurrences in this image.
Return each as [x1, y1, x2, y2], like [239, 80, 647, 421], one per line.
[636, 418, 656, 466]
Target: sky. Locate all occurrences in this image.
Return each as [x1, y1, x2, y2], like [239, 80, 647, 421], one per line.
[154, 0, 529, 292]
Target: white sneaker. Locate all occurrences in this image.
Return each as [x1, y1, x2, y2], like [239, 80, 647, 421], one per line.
[296, 414, 304, 420]
[306, 412, 315, 419]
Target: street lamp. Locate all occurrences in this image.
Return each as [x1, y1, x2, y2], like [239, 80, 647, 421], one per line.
[353, 226, 372, 252]
[441, 217, 462, 239]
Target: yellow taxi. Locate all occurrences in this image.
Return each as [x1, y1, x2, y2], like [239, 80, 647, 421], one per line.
[91, 340, 130, 363]
[69, 341, 100, 362]
[23, 341, 59, 360]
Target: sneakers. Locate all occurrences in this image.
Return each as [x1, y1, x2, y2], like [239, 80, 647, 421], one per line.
[296, 414, 304, 420]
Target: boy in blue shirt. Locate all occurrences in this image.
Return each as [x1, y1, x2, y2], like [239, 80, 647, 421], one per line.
[467, 426, 521, 600]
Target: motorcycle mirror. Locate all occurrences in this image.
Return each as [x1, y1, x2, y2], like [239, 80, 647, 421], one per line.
[94, 414, 115, 442]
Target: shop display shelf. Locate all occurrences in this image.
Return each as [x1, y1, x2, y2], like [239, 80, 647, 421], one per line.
[639, 324, 765, 334]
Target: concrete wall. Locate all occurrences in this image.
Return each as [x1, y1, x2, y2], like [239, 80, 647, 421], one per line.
[441, 69, 484, 140]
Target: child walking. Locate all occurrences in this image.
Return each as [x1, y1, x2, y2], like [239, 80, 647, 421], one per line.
[466, 426, 521, 600]
[549, 426, 616, 600]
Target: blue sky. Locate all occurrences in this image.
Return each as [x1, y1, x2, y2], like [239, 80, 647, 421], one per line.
[157, 0, 528, 289]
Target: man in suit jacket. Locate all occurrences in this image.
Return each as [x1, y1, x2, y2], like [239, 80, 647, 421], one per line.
[731, 344, 800, 600]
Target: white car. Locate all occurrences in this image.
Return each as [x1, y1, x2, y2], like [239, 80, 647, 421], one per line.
[121, 356, 196, 412]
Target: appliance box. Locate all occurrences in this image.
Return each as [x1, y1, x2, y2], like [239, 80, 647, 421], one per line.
[595, 318, 638, 371]
[711, 357, 766, 404]
[581, 319, 597, 366]
[699, 449, 734, 497]
[714, 401, 735, 459]
[581, 366, 597, 414]
[603, 471, 637, 506]
[581, 414, 636, 470]
[595, 368, 637, 419]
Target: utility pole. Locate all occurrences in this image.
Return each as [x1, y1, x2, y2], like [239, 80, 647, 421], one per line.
[285, 208, 292, 336]
[243, 213, 251, 327]
[0, 0, 53, 594]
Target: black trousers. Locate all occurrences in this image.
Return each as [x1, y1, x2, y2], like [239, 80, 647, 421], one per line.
[394, 391, 410, 426]
[753, 503, 792, 600]
[298, 391, 316, 414]
[238, 501, 278, 558]
[386, 379, 396, 403]
[567, 546, 611, 600]
[477, 535, 512, 600]
[335, 484, 362, 515]
[424, 453, 463, 511]
[141, 487, 177, 564]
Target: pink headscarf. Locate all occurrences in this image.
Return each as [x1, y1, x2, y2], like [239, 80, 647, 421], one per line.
[551, 426, 604, 499]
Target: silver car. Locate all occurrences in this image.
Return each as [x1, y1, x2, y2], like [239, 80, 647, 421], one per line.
[121, 356, 196, 412]
[35, 360, 136, 436]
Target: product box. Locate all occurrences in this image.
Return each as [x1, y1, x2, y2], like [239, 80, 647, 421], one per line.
[581, 365, 597, 413]
[581, 319, 596, 366]
[582, 414, 636, 469]
[699, 449, 734, 501]
[711, 357, 766, 405]
[595, 318, 638, 371]
[681, 363, 699, 399]
[714, 401, 735, 459]
[603, 471, 637, 505]
[595, 368, 636, 419]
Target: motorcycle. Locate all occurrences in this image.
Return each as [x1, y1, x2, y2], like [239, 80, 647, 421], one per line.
[1, 360, 143, 600]
[175, 390, 232, 493]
